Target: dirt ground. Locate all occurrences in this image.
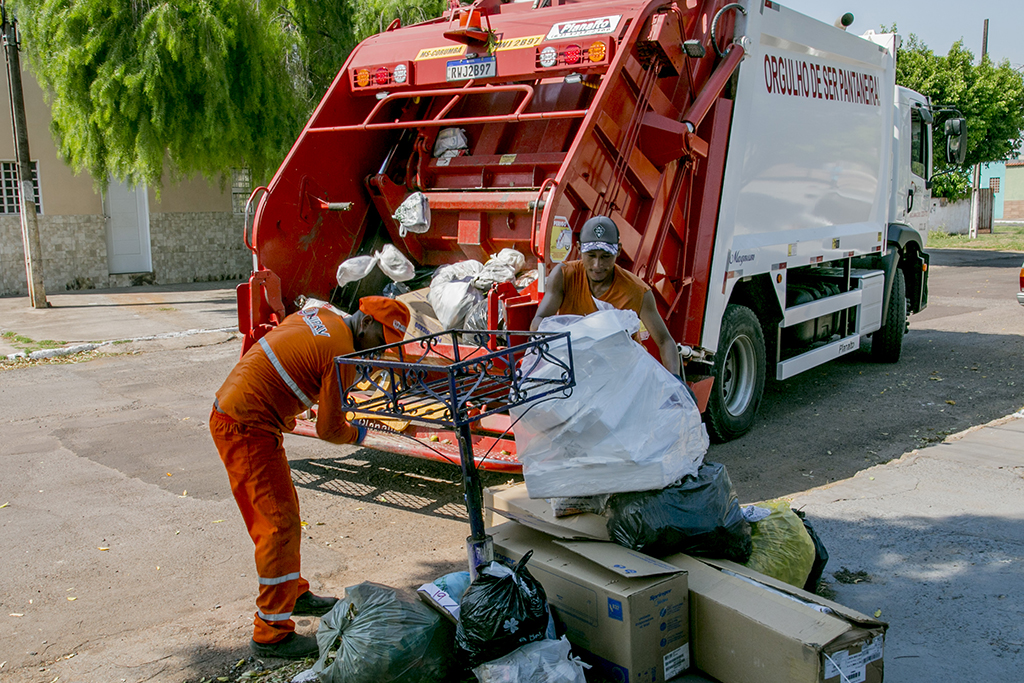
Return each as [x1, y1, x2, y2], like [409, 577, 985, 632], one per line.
[1, 248, 1021, 682]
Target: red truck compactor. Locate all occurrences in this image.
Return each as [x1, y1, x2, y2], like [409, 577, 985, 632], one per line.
[238, 0, 958, 469]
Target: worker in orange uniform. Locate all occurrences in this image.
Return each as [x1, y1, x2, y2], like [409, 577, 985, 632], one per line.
[210, 296, 410, 659]
[531, 215, 680, 376]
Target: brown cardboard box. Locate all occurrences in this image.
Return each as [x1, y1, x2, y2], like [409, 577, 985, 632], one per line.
[484, 481, 610, 540]
[395, 288, 445, 338]
[664, 553, 886, 683]
[491, 521, 690, 683]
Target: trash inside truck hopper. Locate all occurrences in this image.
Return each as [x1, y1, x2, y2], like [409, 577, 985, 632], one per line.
[239, 0, 940, 467]
[239, 0, 741, 468]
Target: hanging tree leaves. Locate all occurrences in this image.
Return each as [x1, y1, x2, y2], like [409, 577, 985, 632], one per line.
[12, 0, 449, 187]
[14, 0, 307, 187]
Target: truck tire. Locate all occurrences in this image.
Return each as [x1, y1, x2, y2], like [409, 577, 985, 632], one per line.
[706, 304, 766, 443]
[872, 267, 906, 363]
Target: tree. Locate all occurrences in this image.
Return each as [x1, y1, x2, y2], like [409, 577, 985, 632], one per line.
[14, 0, 448, 188]
[14, 0, 309, 188]
[891, 29, 1024, 199]
[280, 0, 446, 107]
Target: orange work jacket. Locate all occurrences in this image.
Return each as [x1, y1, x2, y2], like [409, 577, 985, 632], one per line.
[215, 307, 358, 444]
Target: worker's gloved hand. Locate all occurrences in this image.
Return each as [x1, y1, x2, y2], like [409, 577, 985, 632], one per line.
[354, 423, 368, 445]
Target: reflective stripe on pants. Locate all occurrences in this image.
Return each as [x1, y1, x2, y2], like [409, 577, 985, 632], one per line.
[210, 409, 310, 644]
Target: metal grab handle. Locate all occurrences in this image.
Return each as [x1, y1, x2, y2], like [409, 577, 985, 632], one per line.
[907, 186, 915, 213]
[309, 83, 537, 132]
[243, 186, 269, 254]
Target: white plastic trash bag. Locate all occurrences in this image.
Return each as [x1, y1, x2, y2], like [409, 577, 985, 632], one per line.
[378, 243, 415, 282]
[394, 192, 431, 237]
[472, 248, 526, 291]
[336, 244, 415, 287]
[472, 636, 588, 683]
[427, 260, 485, 328]
[511, 309, 707, 498]
[336, 254, 379, 287]
[434, 127, 469, 158]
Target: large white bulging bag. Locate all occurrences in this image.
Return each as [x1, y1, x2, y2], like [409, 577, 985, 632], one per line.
[511, 309, 707, 498]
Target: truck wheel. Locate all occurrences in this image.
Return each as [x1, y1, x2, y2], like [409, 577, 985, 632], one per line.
[706, 304, 766, 443]
[872, 268, 906, 363]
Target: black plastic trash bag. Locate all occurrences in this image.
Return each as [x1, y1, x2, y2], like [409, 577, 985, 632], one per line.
[794, 508, 830, 593]
[311, 582, 454, 683]
[606, 462, 753, 562]
[456, 552, 550, 668]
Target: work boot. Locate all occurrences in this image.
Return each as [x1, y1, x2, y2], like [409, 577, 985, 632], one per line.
[249, 632, 319, 660]
[292, 590, 338, 617]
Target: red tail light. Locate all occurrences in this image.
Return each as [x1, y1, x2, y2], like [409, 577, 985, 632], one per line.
[375, 67, 390, 86]
[564, 44, 582, 64]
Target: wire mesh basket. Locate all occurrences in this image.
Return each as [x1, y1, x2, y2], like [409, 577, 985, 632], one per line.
[333, 328, 574, 575]
[335, 329, 574, 429]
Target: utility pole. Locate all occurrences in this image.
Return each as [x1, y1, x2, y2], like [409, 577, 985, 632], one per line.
[968, 19, 989, 240]
[2, 2, 47, 308]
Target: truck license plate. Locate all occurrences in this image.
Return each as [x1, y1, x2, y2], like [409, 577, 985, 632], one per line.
[446, 56, 496, 82]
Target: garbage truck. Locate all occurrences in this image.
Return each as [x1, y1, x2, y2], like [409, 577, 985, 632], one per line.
[237, 0, 967, 468]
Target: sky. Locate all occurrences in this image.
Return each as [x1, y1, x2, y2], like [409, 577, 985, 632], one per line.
[781, 0, 1024, 69]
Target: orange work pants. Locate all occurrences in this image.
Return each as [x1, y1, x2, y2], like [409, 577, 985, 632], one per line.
[210, 409, 309, 644]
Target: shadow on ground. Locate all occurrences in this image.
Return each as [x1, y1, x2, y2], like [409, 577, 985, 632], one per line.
[290, 448, 519, 522]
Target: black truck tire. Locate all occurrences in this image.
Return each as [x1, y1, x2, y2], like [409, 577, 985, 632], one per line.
[872, 267, 907, 363]
[705, 304, 767, 443]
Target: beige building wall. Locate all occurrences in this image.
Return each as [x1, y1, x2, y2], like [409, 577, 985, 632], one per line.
[0, 61, 253, 297]
[1004, 164, 1024, 221]
[0, 60, 100, 215]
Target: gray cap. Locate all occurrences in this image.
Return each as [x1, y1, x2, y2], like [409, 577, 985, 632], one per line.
[580, 216, 619, 243]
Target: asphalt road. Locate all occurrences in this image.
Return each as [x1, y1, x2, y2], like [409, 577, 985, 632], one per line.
[0, 248, 1021, 682]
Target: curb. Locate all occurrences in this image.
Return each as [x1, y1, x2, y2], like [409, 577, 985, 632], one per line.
[3, 327, 238, 362]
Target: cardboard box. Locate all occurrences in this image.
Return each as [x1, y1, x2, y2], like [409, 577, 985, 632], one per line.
[395, 288, 445, 338]
[485, 481, 610, 541]
[491, 521, 690, 683]
[664, 553, 886, 683]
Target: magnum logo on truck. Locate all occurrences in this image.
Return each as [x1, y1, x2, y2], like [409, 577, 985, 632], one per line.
[763, 53, 881, 107]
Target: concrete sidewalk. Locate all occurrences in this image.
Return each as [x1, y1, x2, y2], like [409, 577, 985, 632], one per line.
[0, 281, 242, 357]
[788, 414, 1024, 682]
[2, 282, 1021, 681]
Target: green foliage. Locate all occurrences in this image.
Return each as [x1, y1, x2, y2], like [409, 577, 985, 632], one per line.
[14, 0, 307, 187]
[351, 0, 446, 40]
[13, 0, 448, 186]
[279, 0, 446, 106]
[888, 26, 1024, 200]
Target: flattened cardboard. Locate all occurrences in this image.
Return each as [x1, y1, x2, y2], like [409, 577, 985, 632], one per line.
[492, 522, 690, 683]
[665, 553, 886, 683]
[485, 482, 610, 541]
[417, 582, 460, 624]
[396, 288, 445, 339]
[555, 540, 683, 578]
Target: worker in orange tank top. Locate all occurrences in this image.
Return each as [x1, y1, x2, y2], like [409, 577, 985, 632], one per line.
[530, 215, 680, 376]
[210, 296, 410, 659]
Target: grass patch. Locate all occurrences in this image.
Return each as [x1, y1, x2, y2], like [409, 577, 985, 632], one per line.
[927, 223, 1024, 252]
[0, 350, 131, 370]
[1, 330, 67, 353]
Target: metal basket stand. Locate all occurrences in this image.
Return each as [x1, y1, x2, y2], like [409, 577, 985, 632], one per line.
[335, 329, 574, 577]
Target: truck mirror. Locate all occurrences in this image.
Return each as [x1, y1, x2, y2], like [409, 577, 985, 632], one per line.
[944, 118, 967, 165]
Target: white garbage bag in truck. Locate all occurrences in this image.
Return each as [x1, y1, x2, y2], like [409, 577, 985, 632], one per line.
[510, 309, 707, 498]
[427, 260, 485, 329]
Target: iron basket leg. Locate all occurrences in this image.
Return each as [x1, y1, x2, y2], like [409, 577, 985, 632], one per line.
[458, 422, 493, 578]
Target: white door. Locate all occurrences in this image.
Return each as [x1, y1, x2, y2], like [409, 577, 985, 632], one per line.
[104, 179, 152, 274]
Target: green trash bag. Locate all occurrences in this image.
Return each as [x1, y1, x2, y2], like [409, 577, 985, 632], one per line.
[311, 582, 454, 683]
[742, 500, 816, 588]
